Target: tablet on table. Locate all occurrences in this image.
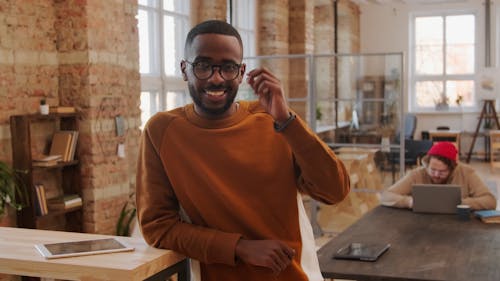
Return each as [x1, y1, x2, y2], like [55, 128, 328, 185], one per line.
[35, 237, 134, 259]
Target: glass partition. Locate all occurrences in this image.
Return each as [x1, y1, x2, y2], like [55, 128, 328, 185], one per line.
[240, 52, 404, 165]
[239, 53, 404, 236]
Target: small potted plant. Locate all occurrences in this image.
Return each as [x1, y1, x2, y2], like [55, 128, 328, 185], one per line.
[434, 94, 449, 111]
[116, 192, 137, 236]
[0, 161, 28, 219]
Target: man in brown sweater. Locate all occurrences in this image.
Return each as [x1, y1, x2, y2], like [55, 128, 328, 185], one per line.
[136, 20, 350, 281]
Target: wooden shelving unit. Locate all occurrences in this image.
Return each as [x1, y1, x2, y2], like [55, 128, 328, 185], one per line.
[9, 113, 82, 231]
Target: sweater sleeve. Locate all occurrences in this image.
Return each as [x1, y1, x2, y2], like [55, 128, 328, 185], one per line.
[380, 169, 419, 209]
[460, 170, 497, 210]
[136, 115, 241, 265]
[277, 114, 350, 205]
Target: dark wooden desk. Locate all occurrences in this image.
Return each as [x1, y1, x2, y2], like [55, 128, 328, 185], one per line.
[318, 206, 500, 281]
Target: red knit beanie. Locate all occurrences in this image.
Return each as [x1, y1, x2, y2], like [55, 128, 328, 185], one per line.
[427, 142, 458, 162]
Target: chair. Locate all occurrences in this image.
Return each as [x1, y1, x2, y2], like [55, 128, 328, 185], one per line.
[387, 139, 433, 182]
[394, 113, 417, 143]
[384, 114, 418, 182]
[404, 139, 434, 167]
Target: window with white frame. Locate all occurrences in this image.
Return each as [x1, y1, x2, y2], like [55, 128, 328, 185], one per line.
[228, 0, 256, 58]
[138, 0, 191, 128]
[410, 12, 477, 111]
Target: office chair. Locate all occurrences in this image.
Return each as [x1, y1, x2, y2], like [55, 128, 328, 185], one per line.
[394, 113, 417, 143]
[385, 114, 418, 181]
[404, 139, 434, 167]
[387, 139, 433, 182]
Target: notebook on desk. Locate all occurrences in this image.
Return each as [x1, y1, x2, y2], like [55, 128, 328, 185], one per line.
[412, 184, 461, 214]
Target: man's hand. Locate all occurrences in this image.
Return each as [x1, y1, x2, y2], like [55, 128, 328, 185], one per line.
[235, 239, 295, 275]
[246, 67, 290, 124]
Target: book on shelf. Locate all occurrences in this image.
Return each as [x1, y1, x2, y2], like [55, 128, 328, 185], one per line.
[32, 155, 62, 167]
[474, 210, 500, 223]
[47, 194, 82, 210]
[67, 131, 79, 162]
[49, 106, 76, 113]
[34, 184, 48, 215]
[49, 131, 78, 162]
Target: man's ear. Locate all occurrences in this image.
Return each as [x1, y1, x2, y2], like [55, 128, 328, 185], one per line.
[180, 60, 187, 81]
[238, 63, 246, 83]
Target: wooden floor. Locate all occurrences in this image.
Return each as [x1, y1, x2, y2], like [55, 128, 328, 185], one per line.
[315, 159, 500, 281]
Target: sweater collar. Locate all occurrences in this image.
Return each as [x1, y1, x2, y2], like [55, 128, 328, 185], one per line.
[185, 101, 249, 129]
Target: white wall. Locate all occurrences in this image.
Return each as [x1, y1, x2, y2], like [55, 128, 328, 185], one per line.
[358, 0, 499, 157]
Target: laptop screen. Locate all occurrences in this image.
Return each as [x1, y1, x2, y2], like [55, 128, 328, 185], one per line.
[412, 184, 461, 214]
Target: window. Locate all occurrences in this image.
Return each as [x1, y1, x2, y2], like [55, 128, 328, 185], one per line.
[138, 0, 191, 127]
[410, 12, 477, 111]
[228, 0, 256, 58]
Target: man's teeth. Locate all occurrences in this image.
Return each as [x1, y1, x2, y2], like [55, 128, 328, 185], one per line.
[206, 90, 225, 96]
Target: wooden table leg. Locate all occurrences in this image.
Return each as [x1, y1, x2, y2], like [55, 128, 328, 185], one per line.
[144, 259, 190, 281]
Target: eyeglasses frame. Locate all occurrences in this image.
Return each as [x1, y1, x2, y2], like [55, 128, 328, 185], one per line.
[184, 60, 243, 81]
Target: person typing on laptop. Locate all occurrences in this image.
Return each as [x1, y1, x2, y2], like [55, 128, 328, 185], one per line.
[381, 142, 497, 211]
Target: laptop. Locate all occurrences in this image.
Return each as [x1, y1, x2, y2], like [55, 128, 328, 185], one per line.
[412, 184, 462, 214]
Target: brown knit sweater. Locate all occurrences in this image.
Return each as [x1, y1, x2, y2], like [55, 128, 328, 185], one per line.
[136, 101, 350, 281]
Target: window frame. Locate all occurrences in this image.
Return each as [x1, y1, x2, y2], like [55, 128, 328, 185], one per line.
[138, 1, 190, 128]
[408, 9, 482, 113]
[228, 0, 256, 58]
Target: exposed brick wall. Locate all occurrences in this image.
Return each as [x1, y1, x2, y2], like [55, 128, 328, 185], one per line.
[0, 0, 59, 164]
[192, 0, 227, 24]
[314, 0, 337, 126]
[257, 0, 289, 55]
[288, 0, 314, 120]
[76, 0, 140, 234]
[337, 0, 360, 123]
[337, 0, 360, 53]
[0, 0, 140, 235]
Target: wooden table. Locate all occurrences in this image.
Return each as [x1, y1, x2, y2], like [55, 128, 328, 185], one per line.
[0, 227, 188, 281]
[318, 206, 500, 281]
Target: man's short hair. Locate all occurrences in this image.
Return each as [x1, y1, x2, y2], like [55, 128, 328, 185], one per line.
[184, 20, 243, 58]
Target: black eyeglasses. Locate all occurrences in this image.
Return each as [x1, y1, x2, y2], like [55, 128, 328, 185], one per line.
[184, 60, 242, 81]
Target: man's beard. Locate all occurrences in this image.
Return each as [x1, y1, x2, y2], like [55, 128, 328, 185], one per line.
[188, 84, 237, 116]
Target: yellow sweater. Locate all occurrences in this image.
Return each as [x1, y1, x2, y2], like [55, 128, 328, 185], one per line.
[136, 101, 350, 281]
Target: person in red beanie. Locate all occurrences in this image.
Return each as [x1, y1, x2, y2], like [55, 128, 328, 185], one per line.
[381, 141, 497, 210]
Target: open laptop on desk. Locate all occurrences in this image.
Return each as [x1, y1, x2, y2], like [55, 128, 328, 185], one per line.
[412, 184, 461, 214]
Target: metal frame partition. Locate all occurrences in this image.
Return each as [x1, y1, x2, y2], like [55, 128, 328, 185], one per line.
[240, 52, 405, 236]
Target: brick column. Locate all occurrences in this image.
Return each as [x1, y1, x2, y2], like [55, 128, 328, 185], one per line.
[336, 0, 360, 126]
[256, 0, 292, 118]
[314, 0, 336, 126]
[191, 0, 227, 25]
[288, 0, 314, 121]
[55, 0, 140, 234]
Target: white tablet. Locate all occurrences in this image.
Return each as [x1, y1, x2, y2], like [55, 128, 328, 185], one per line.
[35, 237, 134, 259]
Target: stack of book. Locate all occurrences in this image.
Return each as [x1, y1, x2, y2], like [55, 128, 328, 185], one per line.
[34, 184, 48, 215]
[474, 210, 500, 223]
[47, 194, 83, 211]
[49, 130, 79, 162]
[32, 155, 62, 167]
[49, 106, 76, 113]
